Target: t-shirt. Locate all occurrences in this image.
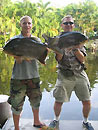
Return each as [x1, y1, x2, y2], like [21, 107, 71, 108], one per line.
[11, 34, 40, 79]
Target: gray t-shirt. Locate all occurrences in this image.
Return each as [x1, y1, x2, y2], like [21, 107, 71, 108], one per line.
[11, 34, 40, 79]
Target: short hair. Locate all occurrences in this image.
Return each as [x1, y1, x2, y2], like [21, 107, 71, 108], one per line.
[61, 15, 74, 23]
[20, 15, 32, 23]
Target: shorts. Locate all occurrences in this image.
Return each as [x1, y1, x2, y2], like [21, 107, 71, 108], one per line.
[8, 78, 42, 115]
[53, 69, 91, 103]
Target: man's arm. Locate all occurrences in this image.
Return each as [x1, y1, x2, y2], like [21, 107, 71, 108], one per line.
[73, 48, 85, 63]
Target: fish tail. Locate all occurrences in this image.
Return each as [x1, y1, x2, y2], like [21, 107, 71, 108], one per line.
[38, 49, 48, 65]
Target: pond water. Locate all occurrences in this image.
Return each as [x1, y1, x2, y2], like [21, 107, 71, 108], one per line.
[0, 50, 98, 120]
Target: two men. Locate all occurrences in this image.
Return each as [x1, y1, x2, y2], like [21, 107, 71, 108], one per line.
[7, 15, 94, 130]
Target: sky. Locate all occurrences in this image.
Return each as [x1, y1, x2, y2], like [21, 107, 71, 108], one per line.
[12, 0, 98, 8]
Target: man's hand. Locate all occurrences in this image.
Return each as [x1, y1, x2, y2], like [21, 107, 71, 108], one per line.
[14, 56, 23, 63]
[55, 52, 63, 61]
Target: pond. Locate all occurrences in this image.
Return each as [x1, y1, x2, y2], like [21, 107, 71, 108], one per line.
[0, 50, 98, 120]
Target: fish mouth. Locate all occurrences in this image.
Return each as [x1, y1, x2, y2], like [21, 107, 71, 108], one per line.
[3, 49, 15, 56]
[3, 49, 7, 53]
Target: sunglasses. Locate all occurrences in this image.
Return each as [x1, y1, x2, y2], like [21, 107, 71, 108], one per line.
[63, 22, 74, 25]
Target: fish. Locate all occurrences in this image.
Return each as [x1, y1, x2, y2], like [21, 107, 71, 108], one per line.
[3, 37, 48, 65]
[42, 31, 88, 54]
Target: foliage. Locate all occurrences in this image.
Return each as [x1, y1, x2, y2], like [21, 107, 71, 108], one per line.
[0, 0, 98, 47]
[0, 51, 14, 94]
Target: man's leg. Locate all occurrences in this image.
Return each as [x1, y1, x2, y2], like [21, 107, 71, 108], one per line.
[13, 113, 20, 130]
[32, 108, 42, 125]
[49, 101, 63, 128]
[82, 100, 94, 130]
[82, 100, 91, 121]
[32, 108, 47, 128]
[54, 101, 63, 120]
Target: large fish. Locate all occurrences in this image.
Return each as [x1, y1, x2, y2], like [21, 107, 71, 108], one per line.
[42, 31, 88, 54]
[3, 37, 48, 64]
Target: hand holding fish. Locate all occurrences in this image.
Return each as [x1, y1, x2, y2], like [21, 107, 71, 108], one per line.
[55, 51, 63, 61]
[14, 56, 23, 63]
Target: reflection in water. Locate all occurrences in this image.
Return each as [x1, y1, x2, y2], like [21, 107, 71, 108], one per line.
[91, 83, 98, 108]
[0, 51, 98, 120]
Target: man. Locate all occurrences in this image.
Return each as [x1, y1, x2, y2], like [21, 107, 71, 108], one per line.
[49, 15, 94, 130]
[7, 16, 46, 130]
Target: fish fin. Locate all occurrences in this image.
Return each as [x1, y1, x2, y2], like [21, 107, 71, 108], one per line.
[38, 49, 48, 65]
[42, 34, 49, 42]
[42, 34, 59, 46]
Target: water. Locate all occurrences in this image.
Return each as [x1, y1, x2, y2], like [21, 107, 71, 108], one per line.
[0, 95, 9, 103]
[0, 50, 98, 120]
[21, 85, 98, 120]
